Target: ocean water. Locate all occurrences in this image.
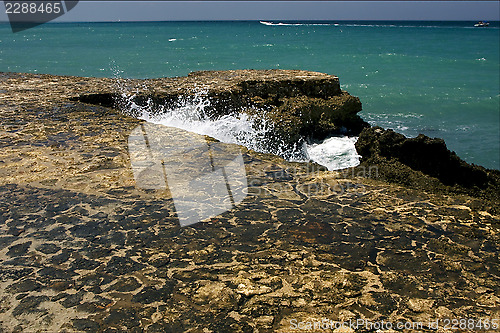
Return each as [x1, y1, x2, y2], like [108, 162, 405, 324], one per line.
[1, 21, 498, 170]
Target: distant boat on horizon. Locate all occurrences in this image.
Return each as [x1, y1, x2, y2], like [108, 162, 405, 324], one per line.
[474, 21, 490, 27]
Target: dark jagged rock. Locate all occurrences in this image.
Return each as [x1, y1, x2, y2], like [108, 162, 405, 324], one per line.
[0, 71, 499, 332]
[355, 126, 500, 205]
[253, 92, 366, 147]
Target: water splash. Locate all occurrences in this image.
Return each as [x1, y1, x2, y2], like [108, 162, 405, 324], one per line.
[116, 85, 360, 171]
[306, 137, 360, 171]
[117, 90, 309, 162]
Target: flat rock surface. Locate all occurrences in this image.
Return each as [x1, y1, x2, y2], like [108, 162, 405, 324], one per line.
[0, 71, 499, 332]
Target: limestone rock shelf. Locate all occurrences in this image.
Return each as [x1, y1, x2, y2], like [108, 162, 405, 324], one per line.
[73, 70, 369, 154]
[0, 71, 498, 332]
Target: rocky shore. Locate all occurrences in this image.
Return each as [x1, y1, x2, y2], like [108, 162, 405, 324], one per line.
[75, 70, 369, 157]
[0, 71, 499, 332]
[355, 127, 500, 209]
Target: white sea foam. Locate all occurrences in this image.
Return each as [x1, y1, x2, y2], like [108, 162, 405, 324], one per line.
[259, 21, 496, 29]
[306, 137, 360, 171]
[260, 21, 333, 27]
[119, 91, 359, 170]
[120, 91, 305, 160]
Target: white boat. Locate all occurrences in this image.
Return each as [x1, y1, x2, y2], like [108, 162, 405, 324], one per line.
[474, 21, 489, 27]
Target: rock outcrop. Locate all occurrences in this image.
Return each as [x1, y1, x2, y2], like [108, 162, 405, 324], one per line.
[355, 126, 500, 206]
[0, 71, 499, 333]
[76, 70, 369, 154]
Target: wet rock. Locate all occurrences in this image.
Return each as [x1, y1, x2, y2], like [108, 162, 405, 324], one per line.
[103, 256, 146, 276]
[60, 291, 85, 308]
[38, 266, 76, 280]
[6, 242, 31, 257]
[35, 243, 61, 254]
[8, 228, 24, 237]
[70, 221, 111, 238]
[48, 249, 72, 265]
[262, 92, 366, 145]
[6, 279, 43, 293]
[12, 295, 49, 317]
[106, 277, 142, 292]
[132, 283, 176, 304]
[72, 70, 368, 155]
[355, 126, 500, 206]
[103, 308, 141, 330]
[72, 318, 101, 332]
[0, 236, 15, 251]
[50, 281, 73, 291]
[0, 267, 34, 281]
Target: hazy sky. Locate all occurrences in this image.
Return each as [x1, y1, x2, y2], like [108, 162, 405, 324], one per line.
[1, 1, 499, 22]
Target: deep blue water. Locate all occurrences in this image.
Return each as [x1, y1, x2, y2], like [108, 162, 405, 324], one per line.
[1, 21, 499, 169]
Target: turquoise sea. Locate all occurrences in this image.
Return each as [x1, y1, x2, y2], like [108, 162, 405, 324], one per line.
[1, 21, 499, 170]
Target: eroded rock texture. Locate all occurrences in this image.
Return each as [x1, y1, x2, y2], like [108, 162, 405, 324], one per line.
[75, 69, 368, 153]
[355, 126, 500, 207]
[0, 71, 498, 332]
